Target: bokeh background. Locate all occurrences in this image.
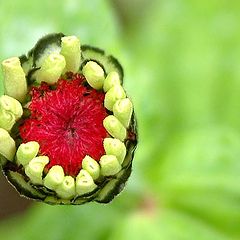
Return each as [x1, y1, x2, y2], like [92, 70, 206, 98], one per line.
[0, 0, 240, 239]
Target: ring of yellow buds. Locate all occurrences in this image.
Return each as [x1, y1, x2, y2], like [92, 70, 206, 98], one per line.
[0, 33, 137, 205]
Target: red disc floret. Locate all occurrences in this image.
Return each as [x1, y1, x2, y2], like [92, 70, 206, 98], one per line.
[20, 73, 108, 176]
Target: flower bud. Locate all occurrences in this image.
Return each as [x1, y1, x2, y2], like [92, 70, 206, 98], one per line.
[1, 33, 138, 205]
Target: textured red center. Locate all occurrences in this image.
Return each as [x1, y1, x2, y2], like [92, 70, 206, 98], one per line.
[20, 73, 108, 176]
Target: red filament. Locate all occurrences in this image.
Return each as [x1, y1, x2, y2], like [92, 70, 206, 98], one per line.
[20, 73, 108, 176]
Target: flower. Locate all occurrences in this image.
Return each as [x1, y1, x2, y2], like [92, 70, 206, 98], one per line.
[0, 33, 138, 205]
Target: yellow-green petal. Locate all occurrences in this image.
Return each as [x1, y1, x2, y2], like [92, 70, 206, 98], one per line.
[82, 155, 100, 180]
[36, 53, 66, 84]
[103, 71, 120, 92]
[103, 138, 126, 164]
[61, 35, 81, 73]
[56, 176, 76, 199]
[104, 84, 126, 111]
[76, 169, 97, 195]
[25, 156, 49, 185]
[0, 95, 23, 119]
[113, 98, 133, 128]
[43, 165, 65, 190]
[1, 57, 27, 102]
[0, 128, 16, 161]
[103, 115, 127, 141]
[16, 141, 40, 166]
[100, 155, 121, 176]
[82, 61, 105, 90]
[0, 109, 16, 131]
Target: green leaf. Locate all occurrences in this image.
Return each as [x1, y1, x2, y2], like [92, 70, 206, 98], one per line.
[0, 203, 117, 240]
[152, 127, 240, 239]
[110, 209, 231, 240]
[119, 1, 240, 239]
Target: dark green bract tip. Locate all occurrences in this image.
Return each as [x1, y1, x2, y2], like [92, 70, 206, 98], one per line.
[0, 33, 138, 205]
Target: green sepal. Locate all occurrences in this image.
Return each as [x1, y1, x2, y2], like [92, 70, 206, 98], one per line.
[3, 168, 46, 200]
[0, 154, 8, 167]
[31, 33, 65, 68]
[81, 45, 123, 82]
[19, 54, 33, 76]
[95, 163, 132, 203]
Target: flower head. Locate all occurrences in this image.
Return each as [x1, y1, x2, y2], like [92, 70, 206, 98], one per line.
[0, 33, 137, 205]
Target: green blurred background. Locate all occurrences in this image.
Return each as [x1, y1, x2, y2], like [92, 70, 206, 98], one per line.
[0, 0, 240, 239]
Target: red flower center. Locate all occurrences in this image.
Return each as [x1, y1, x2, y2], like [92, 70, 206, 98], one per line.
[20, 73, 108, 176]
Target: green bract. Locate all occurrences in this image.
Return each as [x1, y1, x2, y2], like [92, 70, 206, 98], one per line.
[0, 33, 137, 205]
